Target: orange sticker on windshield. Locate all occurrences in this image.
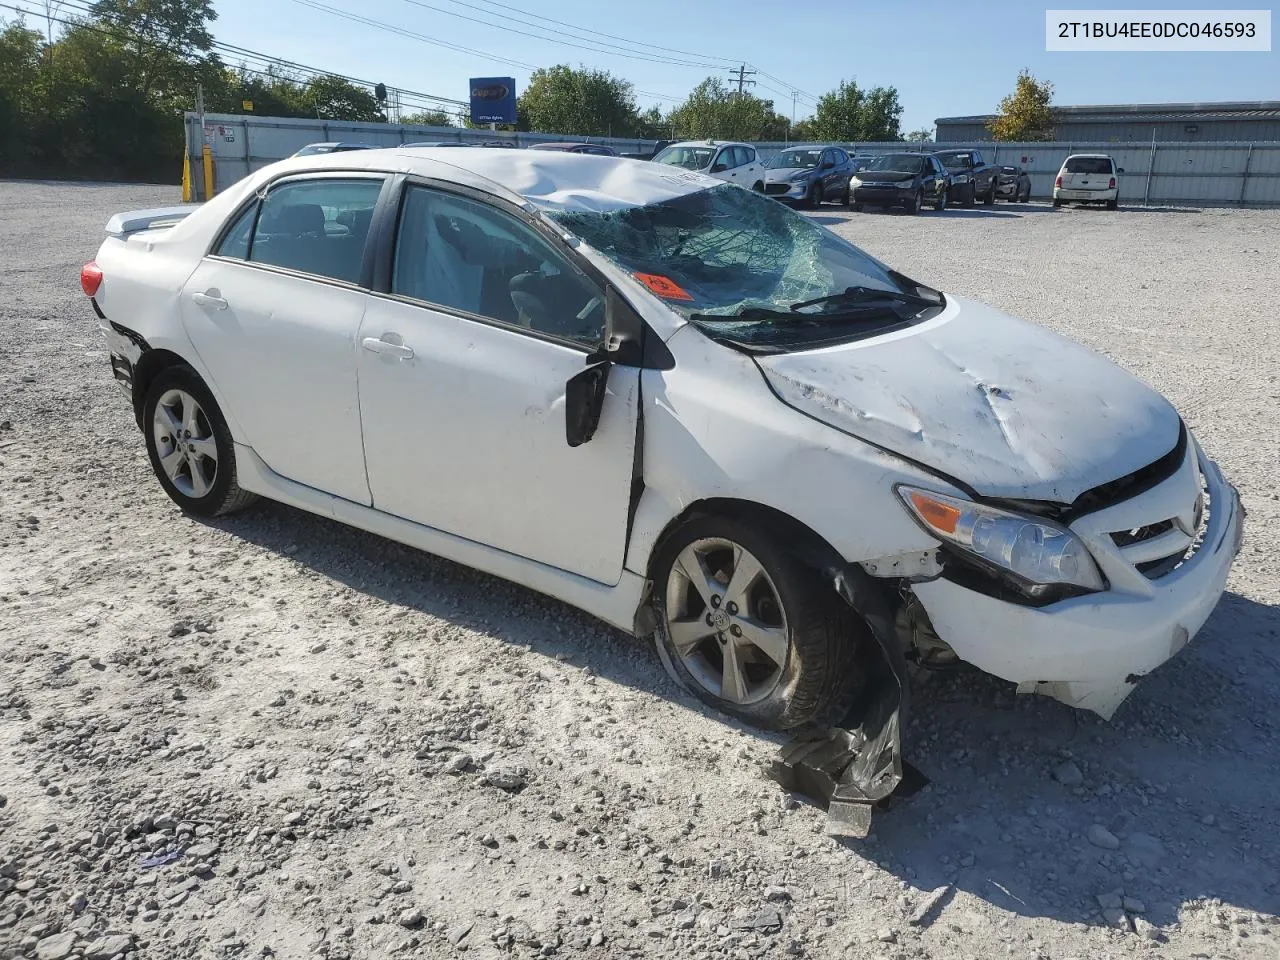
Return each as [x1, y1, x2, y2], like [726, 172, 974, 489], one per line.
[633, 272, 693, 301]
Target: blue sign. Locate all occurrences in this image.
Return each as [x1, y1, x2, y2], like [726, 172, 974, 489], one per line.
[469, 77, 517, 125]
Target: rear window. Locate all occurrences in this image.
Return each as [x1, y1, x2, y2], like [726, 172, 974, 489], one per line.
[1064, 157, 1114, 174]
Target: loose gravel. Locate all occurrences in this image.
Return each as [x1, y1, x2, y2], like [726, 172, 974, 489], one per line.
[1, 180, 1278, 960]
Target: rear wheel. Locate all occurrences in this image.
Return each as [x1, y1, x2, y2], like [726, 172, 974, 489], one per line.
[650, 517, 865, 731]
[143, 365, 256, 517]
[1052, 197, 1062, 208]
[1106, 198, 1118, 210]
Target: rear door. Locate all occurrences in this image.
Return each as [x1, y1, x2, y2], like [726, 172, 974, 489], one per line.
[1064, 156, 1114, 192]
[180, 173, 387, 504]
[355, 181, 640, 583]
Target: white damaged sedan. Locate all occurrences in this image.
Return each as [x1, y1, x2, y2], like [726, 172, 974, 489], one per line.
[82, 149, 1244, 735]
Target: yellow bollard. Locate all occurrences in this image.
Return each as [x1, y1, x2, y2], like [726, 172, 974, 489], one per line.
[181, 152, 192, 203]
[201, 145, 214, 200]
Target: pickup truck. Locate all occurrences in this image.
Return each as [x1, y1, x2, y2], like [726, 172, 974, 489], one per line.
[933, 149, 999, 206]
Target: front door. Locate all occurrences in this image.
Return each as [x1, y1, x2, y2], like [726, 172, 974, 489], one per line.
[180, 174, 387, 504]
[356, 183, 639, 584]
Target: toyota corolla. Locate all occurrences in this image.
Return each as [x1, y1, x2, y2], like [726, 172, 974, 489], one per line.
[82, 150, 1243, 742]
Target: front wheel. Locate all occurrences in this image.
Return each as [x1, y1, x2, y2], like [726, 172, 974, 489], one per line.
[649, 518, 865, 731]
[983, 180, 996, 205]
[904, 189, 922, 214]
[807, 182, 823, 209]
[933, 186, 947, 211]
[963, 182, 976, 207]
[752, 181, 764, 193]
[143, 365, 256, 517]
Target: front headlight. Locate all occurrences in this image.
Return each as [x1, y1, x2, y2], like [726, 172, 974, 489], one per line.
[789, 172, 810, 182]
[898, 486, 1106, 593]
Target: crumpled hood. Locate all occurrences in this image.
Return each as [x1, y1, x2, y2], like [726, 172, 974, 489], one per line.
[756, 296, 1181, 503]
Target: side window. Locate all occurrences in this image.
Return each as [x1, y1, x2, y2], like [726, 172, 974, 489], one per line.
[712, 148, 732, 170]
[742, 147, 757, 165]
[248, 178, 384, 284]
[392, 186, 604, 348]
[215, 203, 257, 259]
[835, 149, 848, 165]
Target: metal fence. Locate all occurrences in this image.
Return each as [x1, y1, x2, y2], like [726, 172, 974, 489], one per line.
[187, 112, 1280, 207]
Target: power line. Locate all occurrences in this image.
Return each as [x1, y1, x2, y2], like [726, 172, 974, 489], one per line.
[392, 0, 729, 69]
[436, 0, 739, 64]
[5, 0, 468, 112]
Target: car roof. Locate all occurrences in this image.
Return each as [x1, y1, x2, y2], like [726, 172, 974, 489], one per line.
[529, 142, 595, 150]
[663, 140, 748, 148]
[248, 149, 723, 213]
[1064, 153, 1113, 158]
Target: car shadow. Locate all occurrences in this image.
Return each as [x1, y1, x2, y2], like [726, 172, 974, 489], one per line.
[845, 589, 1280, 933]
[201, 501, 1279, 934]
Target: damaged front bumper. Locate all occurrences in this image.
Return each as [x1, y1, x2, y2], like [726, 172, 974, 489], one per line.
[912, 449, 1244, 718]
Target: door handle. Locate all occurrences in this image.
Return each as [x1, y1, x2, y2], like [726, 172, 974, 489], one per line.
[191, 291, 228, 310]
[362, 336, 414, 360]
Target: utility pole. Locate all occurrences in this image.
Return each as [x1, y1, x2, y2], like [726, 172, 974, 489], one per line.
[728, 63, 756, 97]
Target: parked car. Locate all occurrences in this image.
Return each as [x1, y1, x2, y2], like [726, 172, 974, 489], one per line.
[291, 142, 376, 157]
[933, 148, 999, 206]
[1054, 154, 1123, 209]
[82, 150, 1242, 749]
[401, 141, 469, 147]
[529, 142, 619, 156]
[762, 145, 856, 208]
[651, 140, 764, 191]
[994, 164, 1032, 202]
[848, 153, 951, 213]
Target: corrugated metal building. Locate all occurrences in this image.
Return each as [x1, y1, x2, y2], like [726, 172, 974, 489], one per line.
[936, 101, 1280, 143]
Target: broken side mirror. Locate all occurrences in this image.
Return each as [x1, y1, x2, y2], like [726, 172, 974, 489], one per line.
[565, 361, 611, 448]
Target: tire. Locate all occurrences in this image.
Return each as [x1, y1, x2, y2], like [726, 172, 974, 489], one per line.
[752, 181, 764, 193]
[983, 179, 996, 205]
[851, 202, 864, 212]
[807, 182, 822, 210]
[840, 184, 851, 205]
[1106, 198, 1118, 210]
[649, 516, 866, 731]
[1052, 197, 1062, 209]
[904, 189, 922, 215]
[143, 364, 257, 517]
[932, 186, 947, 211]
[963, 182, 976, 207]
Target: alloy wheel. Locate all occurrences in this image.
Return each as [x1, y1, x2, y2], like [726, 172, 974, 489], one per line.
[663, 537, 790, 705]
[152, 388, 218, 499]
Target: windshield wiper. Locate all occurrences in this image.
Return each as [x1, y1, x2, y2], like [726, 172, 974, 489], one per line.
[690, 305, 902, 326]
[789, 285, 940, 312]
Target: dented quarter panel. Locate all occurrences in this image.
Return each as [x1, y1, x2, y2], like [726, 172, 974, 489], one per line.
[756, 295, 1182, 503]
[624, 323, 950, 576]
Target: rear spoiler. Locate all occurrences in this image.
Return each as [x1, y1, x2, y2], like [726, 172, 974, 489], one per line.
[105, 205, 199, 238]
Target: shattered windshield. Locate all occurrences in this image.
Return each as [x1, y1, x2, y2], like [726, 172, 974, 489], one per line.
[865, 154, 924, 174]
[548, 184, 942, 350]
[653, 146, 714, 170]
[768, 149, 822, 169]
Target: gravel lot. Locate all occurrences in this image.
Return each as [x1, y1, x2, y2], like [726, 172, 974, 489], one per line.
[1, 180, 1277, 960]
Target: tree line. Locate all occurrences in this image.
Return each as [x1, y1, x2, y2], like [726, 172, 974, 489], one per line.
[1, 0, 1051, 183]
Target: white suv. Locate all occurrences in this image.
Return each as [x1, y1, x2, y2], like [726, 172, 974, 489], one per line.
[652, 140, 764, 191]
[1054, 154, 1123, 209]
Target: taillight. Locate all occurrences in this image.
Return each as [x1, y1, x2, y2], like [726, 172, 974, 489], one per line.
[80, 260, 103, 298]
[1055, 175, 1062, 188]
[1109, 177, 1116, 189]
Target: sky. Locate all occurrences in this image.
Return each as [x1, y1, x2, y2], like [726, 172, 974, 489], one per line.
[202, 0, 1277, 131]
